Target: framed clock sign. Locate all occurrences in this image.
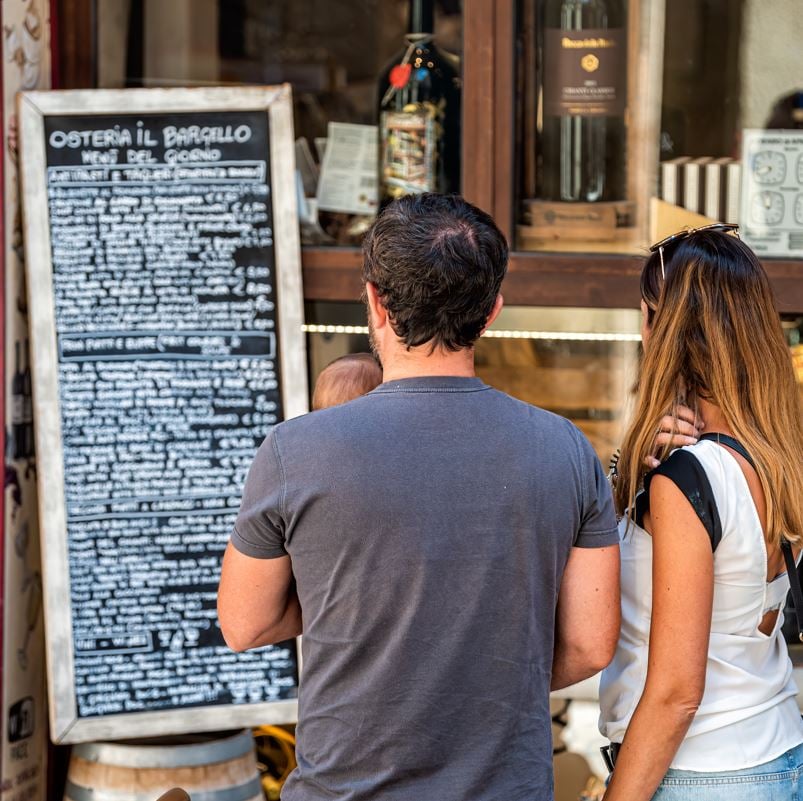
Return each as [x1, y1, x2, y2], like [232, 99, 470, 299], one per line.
[741, 128, 803, 257]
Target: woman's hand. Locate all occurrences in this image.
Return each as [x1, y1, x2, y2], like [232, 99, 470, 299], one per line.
[646, 405, 703, 469]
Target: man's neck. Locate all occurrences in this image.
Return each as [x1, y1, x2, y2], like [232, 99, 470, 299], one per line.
[380, 346, 476, 382]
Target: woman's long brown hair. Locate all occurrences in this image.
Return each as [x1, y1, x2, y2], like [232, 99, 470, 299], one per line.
[614, 231, 803, 547]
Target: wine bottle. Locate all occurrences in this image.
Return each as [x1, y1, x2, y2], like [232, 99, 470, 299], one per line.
[540, 0, 627, 203]
[377, 0, 461, 207]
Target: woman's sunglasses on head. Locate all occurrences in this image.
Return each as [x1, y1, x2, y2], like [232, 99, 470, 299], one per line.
[650, 223, 740, 279]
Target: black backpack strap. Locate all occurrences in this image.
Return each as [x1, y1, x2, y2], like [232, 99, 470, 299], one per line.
[698, 432, 756, 469]
[782, 541, 803, 642]
[643, 450, 722, 550]
[700, 432, 803, 641]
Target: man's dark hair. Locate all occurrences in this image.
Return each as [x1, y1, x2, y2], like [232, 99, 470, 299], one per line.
[362, 193, 508, 351]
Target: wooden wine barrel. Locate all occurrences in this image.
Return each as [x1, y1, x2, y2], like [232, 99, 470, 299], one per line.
[63, 729, 263, 801]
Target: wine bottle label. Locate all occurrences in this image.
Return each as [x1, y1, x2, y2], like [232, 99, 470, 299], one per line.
[544, 28, 626, 117]
[380, 108, 436, 197]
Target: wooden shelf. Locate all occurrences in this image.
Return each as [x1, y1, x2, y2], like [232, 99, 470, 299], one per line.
[302, 247, 803, 313]
[761, 260, 803, 315]
[503, 252, 642, 309]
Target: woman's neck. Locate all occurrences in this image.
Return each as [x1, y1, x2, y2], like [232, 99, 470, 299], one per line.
[696, 397, 733, 436]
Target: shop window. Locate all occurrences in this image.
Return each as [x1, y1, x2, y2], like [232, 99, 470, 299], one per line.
[306, 302, 641, 461]
[96, 0, 463, 246]
[515, 0, 803, 259]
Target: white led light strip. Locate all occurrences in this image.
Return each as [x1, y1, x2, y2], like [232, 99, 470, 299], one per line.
[301, 324, 641, 343]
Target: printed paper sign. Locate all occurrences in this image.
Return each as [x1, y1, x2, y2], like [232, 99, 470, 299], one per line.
[741, 129, 803, 257]
[316, 122, 378, 215]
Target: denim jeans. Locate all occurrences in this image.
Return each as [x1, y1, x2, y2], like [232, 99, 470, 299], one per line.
[651, 742, 803, 800]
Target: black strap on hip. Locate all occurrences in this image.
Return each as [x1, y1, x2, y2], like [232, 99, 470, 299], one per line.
[781, 541, 803, 642]
[699, 432, 803, 641]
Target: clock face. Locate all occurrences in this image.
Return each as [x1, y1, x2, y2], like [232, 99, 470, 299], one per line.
[750, 191, 785, 226]
[796, 194, 803, 225]
[752, 150, 786, 184]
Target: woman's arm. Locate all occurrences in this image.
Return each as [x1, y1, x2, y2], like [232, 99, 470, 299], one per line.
[603, 475, 714, 801]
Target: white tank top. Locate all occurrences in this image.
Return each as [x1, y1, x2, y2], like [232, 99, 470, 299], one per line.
[599, 438, 803, 771]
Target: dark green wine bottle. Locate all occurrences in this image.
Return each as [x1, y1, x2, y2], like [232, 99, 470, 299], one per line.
[377, 0, 461, 207]
[540, 0, 628, 202]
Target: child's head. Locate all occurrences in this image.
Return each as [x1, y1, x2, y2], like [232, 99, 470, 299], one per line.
[312, 353, 383, 411]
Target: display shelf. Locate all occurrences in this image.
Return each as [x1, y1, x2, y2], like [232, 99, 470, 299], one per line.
[504, 253, 803, 311]
[300, 248, 645, 308]
[301, 247, 803, 312]
[503, 252, 642, 308]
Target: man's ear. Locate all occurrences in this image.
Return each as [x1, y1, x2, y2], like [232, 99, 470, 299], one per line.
[365, 282, 389, 328]
[480, 294, 504, 335]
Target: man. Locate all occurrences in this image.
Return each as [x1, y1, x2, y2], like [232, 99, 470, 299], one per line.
[218, 193, 620, 800]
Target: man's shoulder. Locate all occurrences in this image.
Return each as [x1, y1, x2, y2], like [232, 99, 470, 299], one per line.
[270, 394, 374, 440]
[485, 387, 585, 437]
[269, 385, 589, 454]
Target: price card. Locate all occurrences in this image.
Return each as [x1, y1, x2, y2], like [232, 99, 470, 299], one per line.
[316, 122, 378, 215]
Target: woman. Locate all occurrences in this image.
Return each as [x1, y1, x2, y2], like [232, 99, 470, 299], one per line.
[599, 224, 803, 800]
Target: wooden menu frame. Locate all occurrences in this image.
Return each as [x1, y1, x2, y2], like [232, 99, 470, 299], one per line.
[17, 85, 306, 743]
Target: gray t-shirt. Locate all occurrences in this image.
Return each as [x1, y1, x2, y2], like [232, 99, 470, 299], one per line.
[231, 376, 618, 801]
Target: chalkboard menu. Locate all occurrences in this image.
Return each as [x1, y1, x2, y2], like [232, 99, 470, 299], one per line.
[18, 87, 307, 743]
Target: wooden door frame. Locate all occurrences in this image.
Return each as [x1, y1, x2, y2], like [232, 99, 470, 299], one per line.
[462, 0, 515, 242]
[52, 0, 95, 88]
